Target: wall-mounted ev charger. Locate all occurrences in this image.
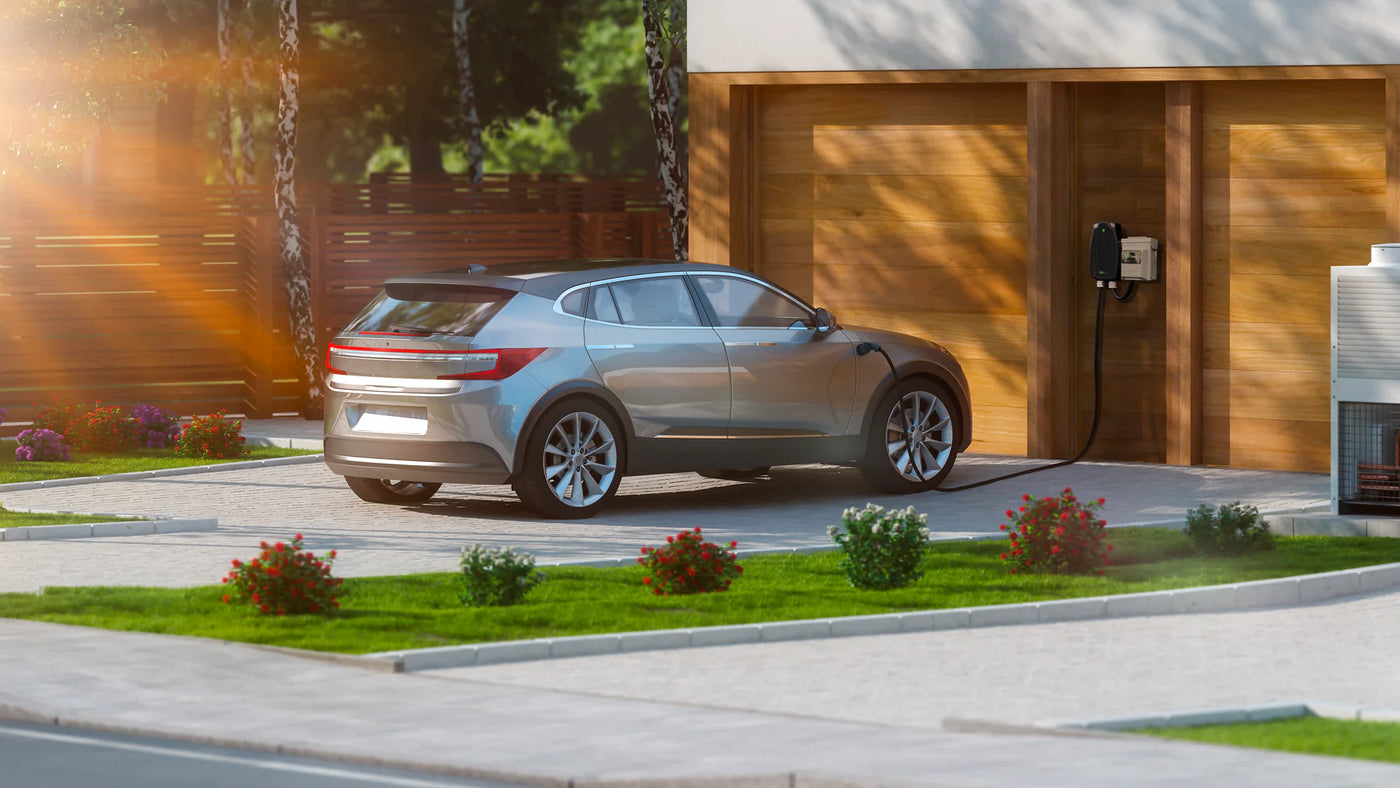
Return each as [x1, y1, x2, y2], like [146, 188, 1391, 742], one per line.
[933, 220, 1161, 492]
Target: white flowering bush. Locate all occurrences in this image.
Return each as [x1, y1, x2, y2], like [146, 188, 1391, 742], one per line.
[458, 544, 545, 607]
[827, 503, 932, 590]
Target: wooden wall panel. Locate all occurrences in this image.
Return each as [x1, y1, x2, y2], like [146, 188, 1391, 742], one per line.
[1075, 83, 1168, 462]
[754, 83, 1029, 455]
[1202, 80, 1386, 471]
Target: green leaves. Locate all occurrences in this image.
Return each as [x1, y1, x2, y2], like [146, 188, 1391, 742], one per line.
[459, 544, 545, 607]
[1185, 502, 1275, 557]
[0, 0, 165, 177]
[830, 504, 931, 590]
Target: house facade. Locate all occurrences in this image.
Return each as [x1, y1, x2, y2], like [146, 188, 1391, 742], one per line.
[687, 0, 1400, 473]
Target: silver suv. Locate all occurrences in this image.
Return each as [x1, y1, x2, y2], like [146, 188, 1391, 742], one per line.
[324, 259, 972, 518]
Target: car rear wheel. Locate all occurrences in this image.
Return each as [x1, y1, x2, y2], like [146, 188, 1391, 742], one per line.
[513, 399, 625, 519]
[345, 477, 442, 504]
[859, 379, 959, 494]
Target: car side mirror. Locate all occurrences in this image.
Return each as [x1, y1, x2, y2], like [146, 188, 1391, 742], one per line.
[814, 307, 835, 334]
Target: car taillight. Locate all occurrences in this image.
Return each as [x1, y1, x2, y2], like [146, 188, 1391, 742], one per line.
[437, 348, 547, 380]
[325, 345, 346, 374]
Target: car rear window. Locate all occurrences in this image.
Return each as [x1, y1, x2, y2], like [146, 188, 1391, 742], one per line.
[343, 284, 513, 337]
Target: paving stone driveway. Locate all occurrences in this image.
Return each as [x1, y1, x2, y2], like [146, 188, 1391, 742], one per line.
[0, 455, 1327, 592]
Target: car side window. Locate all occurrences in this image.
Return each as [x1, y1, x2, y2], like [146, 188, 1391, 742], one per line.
[588, 285, 622, 323]
[560, 288, 587, 317]
[692, 275, 813, 328]
[605, 277, 702, 327]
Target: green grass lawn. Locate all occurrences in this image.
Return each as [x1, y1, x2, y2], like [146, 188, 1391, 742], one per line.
[0, 509, 149, 529]
[1142, 716, 1400, 765]
[0, 446, 321, 485]
[0, 530, 1396, 655]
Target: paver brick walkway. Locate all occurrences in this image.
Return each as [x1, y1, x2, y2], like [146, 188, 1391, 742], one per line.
[0, 456, 1327, 593]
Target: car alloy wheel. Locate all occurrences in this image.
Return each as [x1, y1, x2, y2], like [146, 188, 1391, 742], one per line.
[345, 476, 442, 504]
[514, 399, 625, 519]
[859, 379, 959, 493]
[886, 390, 953, 483]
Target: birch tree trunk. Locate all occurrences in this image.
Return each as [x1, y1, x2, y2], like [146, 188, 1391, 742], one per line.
[216, 0, 236, 184]
[642, 0, 687, 260]
[275, 0, 320, 414]
[451, 0, 484, 183]
[238, 0, 256, 183]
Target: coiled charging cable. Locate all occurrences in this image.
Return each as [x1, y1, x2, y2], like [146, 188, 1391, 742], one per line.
[859, 285, 1110, 492]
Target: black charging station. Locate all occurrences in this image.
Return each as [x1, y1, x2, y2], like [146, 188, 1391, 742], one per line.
[932, 219, 1157, 491]
[1089, 221, 1123, 283]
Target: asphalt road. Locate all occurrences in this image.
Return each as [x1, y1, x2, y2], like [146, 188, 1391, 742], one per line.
[0, 721, 522, 788]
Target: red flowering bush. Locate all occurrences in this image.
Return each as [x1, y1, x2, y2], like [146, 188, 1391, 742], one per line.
[638, 527, 742, 595]
[67, 403, 138, 453]
[31, 399, 91, 437]
[176, 411, 248, 459]
[222, 534, 342, 615]
[999, 487, 1113, 575]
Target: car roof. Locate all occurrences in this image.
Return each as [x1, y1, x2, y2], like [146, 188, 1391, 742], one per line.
[381, 258, 749, 299]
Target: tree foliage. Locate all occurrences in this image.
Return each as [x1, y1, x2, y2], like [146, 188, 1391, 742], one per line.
[484, 0, 661, 175]
[297, 0, 584, 180]
[0, 0, 165, 178]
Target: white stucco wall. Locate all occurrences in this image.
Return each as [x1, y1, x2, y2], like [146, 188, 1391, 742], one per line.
[690, 0, 1400, 73]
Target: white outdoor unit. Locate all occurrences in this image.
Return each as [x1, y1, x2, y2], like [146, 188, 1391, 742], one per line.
[1332, 244, 1400, 515]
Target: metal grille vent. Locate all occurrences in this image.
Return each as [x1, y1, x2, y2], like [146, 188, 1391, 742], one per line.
[1337, 402, 1400, 512]
[1335, 269, 1400, 380]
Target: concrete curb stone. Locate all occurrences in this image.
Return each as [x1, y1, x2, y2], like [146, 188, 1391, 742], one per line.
[1, 516, 217, 541]
[0, 453, 323, 493]
[1052, 701, 1400, 731]
[369, 561, 1400, 673]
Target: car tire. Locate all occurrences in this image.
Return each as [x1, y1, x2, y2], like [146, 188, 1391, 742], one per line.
[513, 398, 625, 519]
[697, 467, 771, 481]
[344, 477, 442, 504]
[858, 378, 960, 494]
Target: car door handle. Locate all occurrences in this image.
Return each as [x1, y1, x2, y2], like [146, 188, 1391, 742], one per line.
[724, 341, 777, 347]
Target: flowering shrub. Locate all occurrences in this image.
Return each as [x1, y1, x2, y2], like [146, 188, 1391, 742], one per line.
[222, 534, 341, 615]
[828, 503, 932, 590]
[67, 403, 138, 453]
[31, 399, 90, 437]
[1185, 502, 1274, 557]
[459, 544, 545, 607]
[999, 488, 1112, 575]
[132, 404, 182, 449]
[14, 428, 71, 462]
[638, 527, 742, 595]
[176, 411, 248, 459]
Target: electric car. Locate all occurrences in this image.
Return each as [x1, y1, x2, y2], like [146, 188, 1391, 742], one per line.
[323, 259, 972, 518]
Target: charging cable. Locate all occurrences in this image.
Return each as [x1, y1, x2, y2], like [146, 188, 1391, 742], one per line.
[859, 285, 1109, 492]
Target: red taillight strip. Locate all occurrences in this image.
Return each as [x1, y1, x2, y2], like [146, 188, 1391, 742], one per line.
[327, 343, 482, 355]
[437, 348, 547, 380]
[324, 344, 547, 381]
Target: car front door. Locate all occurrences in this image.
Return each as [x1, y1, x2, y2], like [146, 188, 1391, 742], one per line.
[582, 274, 731, 438]
[690, 273, 856, 437]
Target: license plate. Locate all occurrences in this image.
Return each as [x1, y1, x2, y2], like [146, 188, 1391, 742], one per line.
[351, 405, 428, 435]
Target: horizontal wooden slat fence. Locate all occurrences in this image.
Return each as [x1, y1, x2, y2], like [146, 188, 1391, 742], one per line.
[0, 183, 672, 433]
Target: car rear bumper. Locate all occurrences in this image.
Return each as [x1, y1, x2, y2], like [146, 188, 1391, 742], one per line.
[324, 436, 511, 485]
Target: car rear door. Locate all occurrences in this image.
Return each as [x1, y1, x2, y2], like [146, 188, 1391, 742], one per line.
[582, 274, 731, 438]
[690, 272, 856, 437]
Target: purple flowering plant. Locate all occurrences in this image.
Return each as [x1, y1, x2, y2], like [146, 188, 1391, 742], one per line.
[15, 428, 72, 462]
[132, 404, 182, 448]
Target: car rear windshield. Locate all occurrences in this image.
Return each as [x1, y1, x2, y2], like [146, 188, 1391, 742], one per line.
[343, 283, 514, 337]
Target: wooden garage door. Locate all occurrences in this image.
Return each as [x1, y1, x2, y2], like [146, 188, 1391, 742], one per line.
[754, 83, 1029, 455]
[1202, 80, 1385, 471]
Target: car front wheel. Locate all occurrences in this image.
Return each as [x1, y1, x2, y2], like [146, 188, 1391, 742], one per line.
[344, 477, 442, 504]
[859, 379, 959, 494]
[513, 399, 625, 519]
